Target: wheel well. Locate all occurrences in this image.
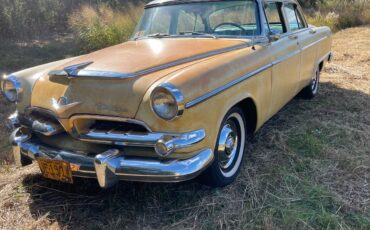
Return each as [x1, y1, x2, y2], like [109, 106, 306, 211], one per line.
[319, 61, 324, 72]
[235, 98, 257, 134]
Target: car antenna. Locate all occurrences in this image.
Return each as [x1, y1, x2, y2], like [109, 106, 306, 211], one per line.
[251, 27, 256, 50]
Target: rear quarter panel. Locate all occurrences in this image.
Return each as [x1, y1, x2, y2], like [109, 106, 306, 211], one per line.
[316, 26, 333, 62]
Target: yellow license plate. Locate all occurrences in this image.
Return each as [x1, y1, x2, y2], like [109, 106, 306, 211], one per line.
[37, 158, 73, 184]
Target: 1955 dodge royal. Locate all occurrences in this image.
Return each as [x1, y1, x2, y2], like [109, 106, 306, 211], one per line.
[1, 0, 332, 188]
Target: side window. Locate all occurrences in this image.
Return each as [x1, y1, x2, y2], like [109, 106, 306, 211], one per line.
[295, 8, 307, 29]
[208, 2, 258, 36]
[264, 2, 286, 34]
[284, 3, 303, 31]
[177, 11, 205, 34]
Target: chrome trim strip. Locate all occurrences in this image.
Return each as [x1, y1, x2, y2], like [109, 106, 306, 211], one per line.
[301, 36, 327, 51]
[272, 49, 300, 65]
[185, 36, 328, 109]
[81, 129, 206, 149]
[48, 43, 252, 79]
[280, 28, 310, 38]
[185, 63, 273, 108]
[81, 131, 162, 147]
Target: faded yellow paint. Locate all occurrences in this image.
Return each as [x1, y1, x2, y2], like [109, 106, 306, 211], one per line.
[15, 27, 331, 157]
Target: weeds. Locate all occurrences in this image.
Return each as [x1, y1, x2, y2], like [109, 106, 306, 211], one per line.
[306, 0, 370, 31]
[68, 4, 142, 52]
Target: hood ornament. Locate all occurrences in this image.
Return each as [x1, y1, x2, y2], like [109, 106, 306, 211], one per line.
[48, 61, 94, 84]
[52, 96, 82, 117]
[63, 62, 94, 76]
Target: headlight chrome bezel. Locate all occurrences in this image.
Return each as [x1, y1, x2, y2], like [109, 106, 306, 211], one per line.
[150, 83, 185, 121]
[1, 75, 23, 103]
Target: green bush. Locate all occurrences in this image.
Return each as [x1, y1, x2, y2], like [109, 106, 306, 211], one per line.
[0, 0, 148, 41]
[68, 4, 142, 52]
[306, 0, 370, 31]
[0, 0, 369, 48]
[0, 0, 68, 40]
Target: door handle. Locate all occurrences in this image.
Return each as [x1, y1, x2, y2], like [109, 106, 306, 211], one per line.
[289, 35, 298, 40]
[309, 29, 317, 34]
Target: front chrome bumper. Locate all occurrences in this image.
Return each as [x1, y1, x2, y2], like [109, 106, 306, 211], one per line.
[11, 128, 214, 188]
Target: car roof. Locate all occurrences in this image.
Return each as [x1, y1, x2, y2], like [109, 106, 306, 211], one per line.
[146, 0, 252, 8]
[145, 0, 299, 8]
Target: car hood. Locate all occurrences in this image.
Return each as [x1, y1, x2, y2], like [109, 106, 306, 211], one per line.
[31, 38, 249, 119]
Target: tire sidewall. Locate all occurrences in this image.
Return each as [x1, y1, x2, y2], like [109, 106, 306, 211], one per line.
[203, 106, 247, 187]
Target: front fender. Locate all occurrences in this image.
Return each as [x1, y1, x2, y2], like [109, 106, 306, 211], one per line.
[7, 57, 79, 111]
[135, 45, 272, 153]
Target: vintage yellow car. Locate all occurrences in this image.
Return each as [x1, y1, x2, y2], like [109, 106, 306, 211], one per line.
[1, 0, 332, 188]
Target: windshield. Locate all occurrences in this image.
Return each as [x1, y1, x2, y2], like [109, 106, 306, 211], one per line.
[133, 1, 260, 39]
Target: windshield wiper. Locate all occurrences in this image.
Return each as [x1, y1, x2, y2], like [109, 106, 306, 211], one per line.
[180, 32, 218, 39]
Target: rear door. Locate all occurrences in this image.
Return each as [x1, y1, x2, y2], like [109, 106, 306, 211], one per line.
[264, 1, 301, 116]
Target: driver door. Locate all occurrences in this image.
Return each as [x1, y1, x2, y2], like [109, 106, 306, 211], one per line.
[264, 1, 301, 116]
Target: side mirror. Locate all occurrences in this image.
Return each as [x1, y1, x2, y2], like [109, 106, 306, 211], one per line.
[268, 33, 281, 42]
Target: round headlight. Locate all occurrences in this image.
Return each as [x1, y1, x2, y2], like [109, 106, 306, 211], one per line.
[1, 75, 22, 103]
[151, 83, 184, 120]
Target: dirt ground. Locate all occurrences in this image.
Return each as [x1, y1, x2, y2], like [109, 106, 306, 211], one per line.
[0, 27, 369, 229]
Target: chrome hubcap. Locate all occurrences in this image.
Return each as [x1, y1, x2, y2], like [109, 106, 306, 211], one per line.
[218, 121, 239, 170]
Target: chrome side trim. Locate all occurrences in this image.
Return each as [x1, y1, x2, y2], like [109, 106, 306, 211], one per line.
[185, 63, 273, 108]
[272, 49, 300, 65]
[280, 28, 310, 38]
[48, 43, 252, 79]
[185, 36, 328, 109]
[301, 36, 327, 51]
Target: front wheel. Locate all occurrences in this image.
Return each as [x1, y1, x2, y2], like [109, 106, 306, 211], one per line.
[299, 67, 320, 99]
[200, 107, 247, 187]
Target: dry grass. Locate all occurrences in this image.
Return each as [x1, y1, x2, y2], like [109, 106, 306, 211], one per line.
[0, 27, 369, 229]
[68, 4, 142, 52]
[305, 0, 370, 32]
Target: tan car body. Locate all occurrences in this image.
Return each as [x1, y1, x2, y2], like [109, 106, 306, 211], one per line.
[4, 0, 332, 187]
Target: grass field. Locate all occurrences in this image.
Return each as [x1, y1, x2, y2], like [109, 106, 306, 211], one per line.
[0, 27, 369, 229]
